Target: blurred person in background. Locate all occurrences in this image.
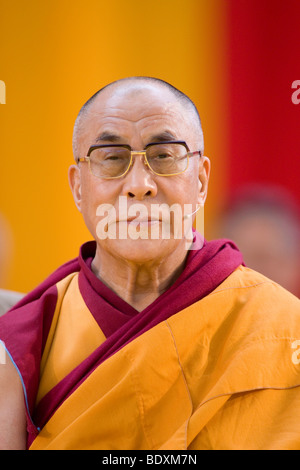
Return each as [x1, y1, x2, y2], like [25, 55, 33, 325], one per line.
[0, 214, 24, 316]
[216, 185, 300, 298]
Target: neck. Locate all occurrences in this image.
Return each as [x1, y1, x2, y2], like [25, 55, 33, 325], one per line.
[91, 242, 189, 312]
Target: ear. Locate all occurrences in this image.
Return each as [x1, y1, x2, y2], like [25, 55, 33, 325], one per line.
[197, 156, 211, 206]
[68, 164, 82, 212]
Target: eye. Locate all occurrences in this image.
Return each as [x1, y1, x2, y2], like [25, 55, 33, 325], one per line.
[155, 153, 173, 159]
[104, 155, 122, 160]
[102, 151, 128, 161]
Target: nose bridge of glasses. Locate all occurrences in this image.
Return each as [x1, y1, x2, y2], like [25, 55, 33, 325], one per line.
[130, 150, 150, 168]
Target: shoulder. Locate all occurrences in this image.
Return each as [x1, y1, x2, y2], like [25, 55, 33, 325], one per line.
[211, 265, 300, 309]
[167, 266, 300, 393]
[170, 266, 300, 348]
[0, 258, 81, 391]
[213, 264, 294, 292]
[205, 265, 300, 339]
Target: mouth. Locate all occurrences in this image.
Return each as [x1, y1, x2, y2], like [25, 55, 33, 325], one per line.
[120, 217, 161, 226]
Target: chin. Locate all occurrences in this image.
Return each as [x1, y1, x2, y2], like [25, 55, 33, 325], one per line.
[102, 238, 181, 264]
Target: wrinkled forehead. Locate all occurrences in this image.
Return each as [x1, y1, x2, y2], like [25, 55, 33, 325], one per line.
[78, 83, 198, 147]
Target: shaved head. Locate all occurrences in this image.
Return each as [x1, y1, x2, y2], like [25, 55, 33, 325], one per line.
[72, 77, 204, 161]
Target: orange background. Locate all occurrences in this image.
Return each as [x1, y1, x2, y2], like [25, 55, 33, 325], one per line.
[1, 0, 299, 293]
[0, 0, 229, 292]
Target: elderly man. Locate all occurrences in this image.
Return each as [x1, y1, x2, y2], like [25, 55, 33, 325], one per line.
[1, 77, 300, 450]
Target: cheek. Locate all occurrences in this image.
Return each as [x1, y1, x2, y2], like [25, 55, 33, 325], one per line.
[80, 175, 120, 235]
[163, 171, 199, 205]
[81, 171, 118, 206]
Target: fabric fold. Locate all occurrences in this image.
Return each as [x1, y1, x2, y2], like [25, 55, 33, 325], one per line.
[0, 233, 244, 448]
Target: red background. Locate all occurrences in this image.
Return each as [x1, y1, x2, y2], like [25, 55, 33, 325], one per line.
[228, 0, 300, 205]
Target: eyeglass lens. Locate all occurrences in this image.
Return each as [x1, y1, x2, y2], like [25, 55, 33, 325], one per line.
[89, 143, 188, 178]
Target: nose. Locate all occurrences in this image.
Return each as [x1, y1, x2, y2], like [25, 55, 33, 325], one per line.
[121, 153, 157, 200]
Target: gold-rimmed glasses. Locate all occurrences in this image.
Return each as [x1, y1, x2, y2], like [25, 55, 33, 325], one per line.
[77, 141, 202, 179]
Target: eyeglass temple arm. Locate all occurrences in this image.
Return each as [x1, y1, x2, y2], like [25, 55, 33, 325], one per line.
[187, 150, 202, 158]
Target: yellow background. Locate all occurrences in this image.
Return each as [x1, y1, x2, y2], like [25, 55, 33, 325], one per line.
[0, 0, 229, 292]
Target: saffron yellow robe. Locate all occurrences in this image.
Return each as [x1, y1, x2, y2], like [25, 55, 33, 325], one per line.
[30, 266, 300, 450]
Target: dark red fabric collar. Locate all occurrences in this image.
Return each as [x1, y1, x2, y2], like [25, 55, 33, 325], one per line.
[77, 237, 211, 337]
[32, 235, 244, 443]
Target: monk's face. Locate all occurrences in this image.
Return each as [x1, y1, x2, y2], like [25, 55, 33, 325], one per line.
[69, 82, 210, 263]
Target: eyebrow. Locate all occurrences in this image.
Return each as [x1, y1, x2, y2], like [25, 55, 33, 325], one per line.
[94, 130, 178, 146]
[147, 131, 178, 143]
[95, 132, 123, 143]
